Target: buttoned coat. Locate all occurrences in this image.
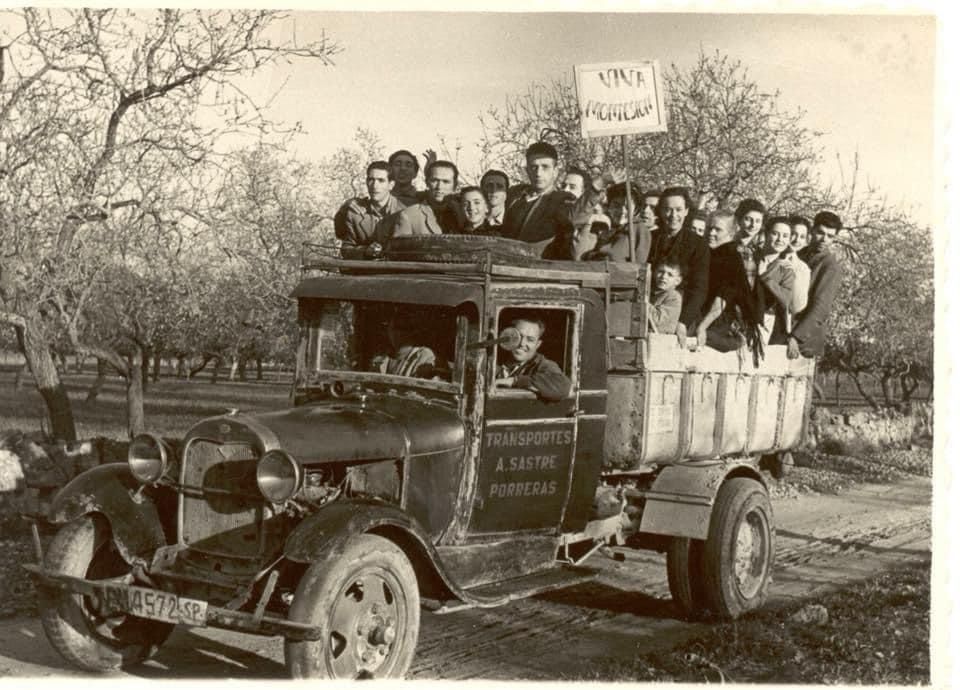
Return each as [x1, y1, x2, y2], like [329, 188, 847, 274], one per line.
[502, 188, 578, 244]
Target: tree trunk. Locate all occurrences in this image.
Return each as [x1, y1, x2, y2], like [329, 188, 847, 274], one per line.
[834, 371, 841, 406]
[189, 354, 214, 378]
[16, 321, 77, 441]
[256, 358, 263, 381]
[138, 349, 149, 392]
[13, 363, 26, 391]
[152, 354, 162, 383]
[127, 350, 145, 438]
[74, 354, 85, 374]
[85, 358, 109, 403]
[176, 355, 187, 378]
[847, 371, 879, 410]
[229, 357, 239, 381]
[238, 357, 248, 381]
[900, 374, 919, 402]
[812, 381, 825, 400]
[879, 373, 894, 407]
[210, 357, 221, 384]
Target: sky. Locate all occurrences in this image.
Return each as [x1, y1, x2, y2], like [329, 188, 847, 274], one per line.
[232, 10, 937, 226]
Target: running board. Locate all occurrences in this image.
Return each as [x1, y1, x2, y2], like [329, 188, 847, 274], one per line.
[423, 565, 597, 615]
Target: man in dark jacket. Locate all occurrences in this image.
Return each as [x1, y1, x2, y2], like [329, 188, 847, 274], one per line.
[502, 142, 578, 246]
[788, 211, 844, 359]
[647, 186, 710, 346]
[495, 317, 571, 402]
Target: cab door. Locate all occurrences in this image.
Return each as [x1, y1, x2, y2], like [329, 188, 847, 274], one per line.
[466, 302, 582, 537]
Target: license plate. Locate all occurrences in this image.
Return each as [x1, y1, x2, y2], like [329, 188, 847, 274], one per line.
[102, 584, 208, 626]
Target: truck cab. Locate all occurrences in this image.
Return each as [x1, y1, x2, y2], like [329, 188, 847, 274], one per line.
[29, 236, 815, 680]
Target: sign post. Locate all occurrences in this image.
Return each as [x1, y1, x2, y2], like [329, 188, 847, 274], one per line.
[574, 61, 668, 263]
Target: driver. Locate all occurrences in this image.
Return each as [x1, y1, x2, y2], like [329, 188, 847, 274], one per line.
[371, 309, 443, 379]
[495, 317, 571, 401]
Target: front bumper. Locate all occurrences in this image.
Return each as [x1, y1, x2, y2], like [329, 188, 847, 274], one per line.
[23, 564, 323, 641]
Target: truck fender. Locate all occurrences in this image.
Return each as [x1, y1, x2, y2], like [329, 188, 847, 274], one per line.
[283, 498, 463, 604]
[638, 461, 765, 540]
[47, 463, 168, 564]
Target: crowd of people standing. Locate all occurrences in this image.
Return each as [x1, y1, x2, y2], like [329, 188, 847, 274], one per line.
[333, 142, 844, 362]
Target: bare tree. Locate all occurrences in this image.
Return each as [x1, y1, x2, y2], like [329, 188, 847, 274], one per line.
[479, 50, 823, 211]
[0, 9, 338, 439]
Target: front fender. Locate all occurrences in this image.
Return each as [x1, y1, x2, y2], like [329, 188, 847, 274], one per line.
[283, 498, 435, 564]
[284, 498, 471, 604]
[638, 460, 765, 540]
[48, 463, 168, 564]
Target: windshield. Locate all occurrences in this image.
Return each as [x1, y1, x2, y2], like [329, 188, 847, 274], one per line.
[296, 298, 463, 389]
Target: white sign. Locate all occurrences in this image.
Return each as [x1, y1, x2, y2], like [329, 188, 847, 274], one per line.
[574, 61, 668, 138]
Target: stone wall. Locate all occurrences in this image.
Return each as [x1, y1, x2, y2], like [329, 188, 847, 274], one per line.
[808, 402, 933, 456]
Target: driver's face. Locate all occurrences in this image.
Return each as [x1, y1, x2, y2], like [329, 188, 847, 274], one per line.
[510, 320, 543, 364]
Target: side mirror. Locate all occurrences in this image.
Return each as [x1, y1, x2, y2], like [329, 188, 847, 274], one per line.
[467, 326, 522, 351]
[497, 327, 521, 351]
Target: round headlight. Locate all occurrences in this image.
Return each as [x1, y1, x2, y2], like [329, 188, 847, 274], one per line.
[256, 450, 302, 504]
[128, 433, 169, 484]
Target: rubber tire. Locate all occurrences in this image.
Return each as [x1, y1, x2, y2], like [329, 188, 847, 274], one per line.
[702, 478, 775, 620]
[666, 537, 709, 620]
[285, 534, 420, 679]
[39, 515, 174, 672]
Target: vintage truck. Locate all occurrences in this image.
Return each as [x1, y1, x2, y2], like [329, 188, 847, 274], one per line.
[27, 236, 814, 679]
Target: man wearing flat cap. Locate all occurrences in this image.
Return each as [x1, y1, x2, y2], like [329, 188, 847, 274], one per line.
[787, 210, 844, 359]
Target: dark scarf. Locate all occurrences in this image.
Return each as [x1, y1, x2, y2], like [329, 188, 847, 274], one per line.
[709, 242, 765, 365]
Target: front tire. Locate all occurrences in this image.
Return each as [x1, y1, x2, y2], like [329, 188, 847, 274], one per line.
[285, 534, 420, 679]
[702, 478, 775, 620]
[39, 515, 173, 672]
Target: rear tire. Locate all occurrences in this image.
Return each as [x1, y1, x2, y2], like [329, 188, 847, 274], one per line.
[285, 534, 420, 679]
[39, 515, 173, 672]
[702, 478, 775, 620]
[666, 537, 708, 620]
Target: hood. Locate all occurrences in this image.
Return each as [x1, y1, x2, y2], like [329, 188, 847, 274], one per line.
[187, 395, 464, 465]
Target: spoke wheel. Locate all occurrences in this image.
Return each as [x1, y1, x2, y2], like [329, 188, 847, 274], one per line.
[39, 515, 173, 672]
[702, 477, 775, 620]
[285, 534, 419, 679]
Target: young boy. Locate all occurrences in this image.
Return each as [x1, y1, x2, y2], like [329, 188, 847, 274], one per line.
[648, 262, 684, 334]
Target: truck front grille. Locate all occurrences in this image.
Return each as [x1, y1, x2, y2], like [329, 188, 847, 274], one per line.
[180, 440, 263, 557]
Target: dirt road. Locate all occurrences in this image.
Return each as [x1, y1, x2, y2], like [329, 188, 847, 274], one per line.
[0, 477, 930, 680]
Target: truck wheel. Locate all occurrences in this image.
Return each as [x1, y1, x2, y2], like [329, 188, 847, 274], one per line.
[666, 537, 708, 620]
[285, 534, 420, 679]
[39, 515, 173, 672]
[702, 478, 775, 620]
